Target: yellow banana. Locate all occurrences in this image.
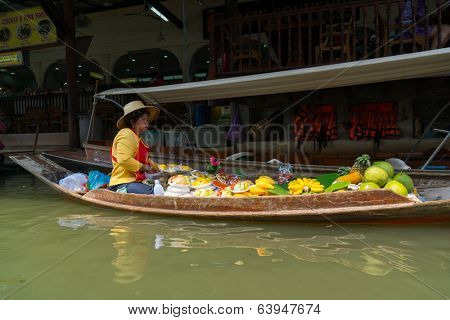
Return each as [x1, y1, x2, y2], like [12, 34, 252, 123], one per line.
[289, 178, 324, 195]
[291, 184, 304, 191]
[255, 179, 275, 190]
[249, 185, 268, 196]
[259, 176, 275, 185]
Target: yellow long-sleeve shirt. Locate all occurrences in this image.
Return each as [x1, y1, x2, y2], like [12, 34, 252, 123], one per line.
[109, 128, 143, 187]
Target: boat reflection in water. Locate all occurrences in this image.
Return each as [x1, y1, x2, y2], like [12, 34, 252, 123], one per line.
[58, 214, 447, 285]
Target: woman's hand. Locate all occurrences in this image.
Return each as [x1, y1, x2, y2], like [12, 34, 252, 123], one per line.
[140, 164, 154, 173]
[148, 159, 159, 171]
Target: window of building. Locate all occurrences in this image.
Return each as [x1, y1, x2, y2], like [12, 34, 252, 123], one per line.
[190, 45, 210, 81]
[0, 66, 37, 93]
[112, 49, 182, 86]
[44, 60, 103, 91]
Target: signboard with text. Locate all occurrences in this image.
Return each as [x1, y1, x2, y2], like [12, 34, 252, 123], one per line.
[0, 50, 23, 67]
[0, 6, 57, 51]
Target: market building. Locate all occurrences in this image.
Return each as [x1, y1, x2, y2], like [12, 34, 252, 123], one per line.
[0, 0, 449, 168]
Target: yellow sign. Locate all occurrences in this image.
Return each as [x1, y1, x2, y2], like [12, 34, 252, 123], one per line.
[0, 6, 57, 51]
[0, 50, 23, 67]
[120, 78, 138, 84]
[90, 71, 105, 80]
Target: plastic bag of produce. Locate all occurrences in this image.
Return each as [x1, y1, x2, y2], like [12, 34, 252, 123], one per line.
[278, 164, 293, 184]
[59, 173, 88, 193]
[87, 170, 110, 190]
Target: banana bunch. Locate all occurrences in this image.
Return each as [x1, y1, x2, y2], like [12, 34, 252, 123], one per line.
[249, 185, 267, 196]
[251, 176, 275, 196]
[255, 176, 275, 189]
[288, 178, 324, 195]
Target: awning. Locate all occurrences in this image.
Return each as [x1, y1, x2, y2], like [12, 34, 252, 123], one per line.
[96, 48, 450, 104]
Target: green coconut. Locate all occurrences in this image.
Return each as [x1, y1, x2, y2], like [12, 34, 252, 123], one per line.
[359, 182, 380, 191]
[393, 172, 414, 193]
[373, 161, 395, 178]
[384, 181, 408, 196]
[364, 166, 389, 187]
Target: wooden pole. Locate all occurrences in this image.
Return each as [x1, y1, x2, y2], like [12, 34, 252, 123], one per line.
[207, 11, 216, 79]
[32, 124, 40, 155]
[182, 0, 189, 82]
[86, 80, 99, 142]
[64, 0, 79, 149]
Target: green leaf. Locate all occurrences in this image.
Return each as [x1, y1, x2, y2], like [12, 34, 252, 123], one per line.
[325, 181, 350, 193]
[279, 182, 289, 191]
[268, 184, 290, 195]
[315, 173, 339, 189]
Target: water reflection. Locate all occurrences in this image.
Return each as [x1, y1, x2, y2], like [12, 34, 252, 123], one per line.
[109, 225, 150, 284]
[58, 215, 449, 284]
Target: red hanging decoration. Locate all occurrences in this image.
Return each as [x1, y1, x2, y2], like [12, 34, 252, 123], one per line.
[349, 102, 400, 140]
[294, 104, 338, 142]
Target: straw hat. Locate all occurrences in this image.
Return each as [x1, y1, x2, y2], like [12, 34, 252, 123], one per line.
[117, 101, 160, 129]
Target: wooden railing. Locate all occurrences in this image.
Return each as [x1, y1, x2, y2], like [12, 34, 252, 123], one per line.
[207, 0, 448, 78]
[0, 91, 137, 134]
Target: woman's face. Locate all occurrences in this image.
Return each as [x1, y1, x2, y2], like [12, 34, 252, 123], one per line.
[131, 113, 149, 134]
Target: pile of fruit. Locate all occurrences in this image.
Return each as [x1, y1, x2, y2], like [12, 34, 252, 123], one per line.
[335, 154, 414, 196]
[159, 163, 192, 173]
[191, 176, 213, 188]
[151, 155, 414, 198]
[227, 180, 252, 192]
[168, 175, 191, 186]
[249, 176, 275, 196]
[288, 178, 324, 195]
[193, 189, 217, 197]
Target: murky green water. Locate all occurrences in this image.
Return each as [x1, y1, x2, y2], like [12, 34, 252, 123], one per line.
[1, 167, 449, 299]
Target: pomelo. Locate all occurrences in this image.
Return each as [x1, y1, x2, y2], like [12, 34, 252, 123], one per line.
[384, 181, 408, 196]
[364, 166, 389, 187]
[373, 161, 395, 178]
[359, 182, 380, 191]
[393, 172, 414, 193]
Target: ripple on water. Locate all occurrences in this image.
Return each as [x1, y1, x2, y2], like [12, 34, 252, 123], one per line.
[52, 214, 450, 280]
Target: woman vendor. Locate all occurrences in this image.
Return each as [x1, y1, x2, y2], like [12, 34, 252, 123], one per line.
[109, 100, 160, 194]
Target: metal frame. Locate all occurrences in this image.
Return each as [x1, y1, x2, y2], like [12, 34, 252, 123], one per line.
[85, 96, 124, 143]
[421, 129, 450, 170]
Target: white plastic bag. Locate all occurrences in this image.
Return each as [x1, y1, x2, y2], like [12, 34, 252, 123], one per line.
[59, 173, 88, 193]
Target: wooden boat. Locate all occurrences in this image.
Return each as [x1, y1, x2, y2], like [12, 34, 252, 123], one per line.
[10, 154, 450, 224]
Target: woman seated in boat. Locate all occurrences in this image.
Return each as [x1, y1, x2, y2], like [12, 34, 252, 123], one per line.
[109, 100, 160, 194]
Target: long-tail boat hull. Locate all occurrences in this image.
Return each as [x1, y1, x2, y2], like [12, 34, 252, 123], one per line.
[9, 154, 450, 224]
